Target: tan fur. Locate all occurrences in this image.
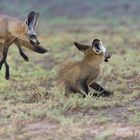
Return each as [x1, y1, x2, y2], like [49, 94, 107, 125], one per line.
[0, 14, 29, 42]
[0, 12, 47, 80]
[0, 13, 46, 56]
[21, 39, 42, 51]
[0, 39, 4, 60]
[0, 38, 34, 53]
[0, 14, 30, 65]
[58, 48, 104, 94]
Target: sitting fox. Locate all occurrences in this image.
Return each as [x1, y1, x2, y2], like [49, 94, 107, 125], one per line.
[58, 39, 113, 97]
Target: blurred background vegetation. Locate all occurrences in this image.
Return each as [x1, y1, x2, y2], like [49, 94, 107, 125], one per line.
[1, 0, 140, 25]
[1, 0, 140, 18]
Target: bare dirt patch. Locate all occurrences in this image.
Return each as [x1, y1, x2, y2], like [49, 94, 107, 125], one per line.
[8, 120, 140, 140]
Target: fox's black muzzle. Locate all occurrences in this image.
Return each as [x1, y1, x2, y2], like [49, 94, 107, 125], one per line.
[34, 45, 48, 53]
[29, 34, 47, 54]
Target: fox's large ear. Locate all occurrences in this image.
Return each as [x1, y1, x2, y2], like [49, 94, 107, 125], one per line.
[34, 13, 39, 28]
[92, 39, 100, 47]
[74, 42, 89, 52]
[26, 11, 36, 30]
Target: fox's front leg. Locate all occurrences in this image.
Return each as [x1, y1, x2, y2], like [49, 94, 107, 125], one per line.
[18, 46, 29, 61]
[0, 42, 9, 70]
[15, 39, 29, 61]
[90, 82, 113, 97]
[77, 80, 89, 97]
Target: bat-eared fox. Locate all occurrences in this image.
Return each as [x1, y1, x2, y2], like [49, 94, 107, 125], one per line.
[0, 11, 47, 79]
[58, 39, 113, 97]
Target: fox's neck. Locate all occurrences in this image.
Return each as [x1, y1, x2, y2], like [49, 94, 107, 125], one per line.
[82, 53, 104, 67]
[21, 39, 29, 46]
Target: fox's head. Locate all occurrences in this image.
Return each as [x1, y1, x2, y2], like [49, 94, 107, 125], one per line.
[74, 39, 111, 62]
[24, 11, 47, 53]
[74, 39, 106, 55]
[91, 39, 106, 55]
[25, 11, 39, 46]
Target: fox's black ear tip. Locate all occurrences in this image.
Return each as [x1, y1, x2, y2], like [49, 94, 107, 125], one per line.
[74, 42, 78, 46]
[93, 39, 100, 42]
[30, 11, 35, 13]
[92, 39, 100, 45]
[29, 11, 35, 15]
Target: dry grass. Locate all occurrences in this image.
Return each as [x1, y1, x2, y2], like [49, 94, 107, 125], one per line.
[0, 19, 140, 140]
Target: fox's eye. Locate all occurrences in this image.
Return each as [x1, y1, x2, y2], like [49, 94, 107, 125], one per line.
[29, 34, 36, 39]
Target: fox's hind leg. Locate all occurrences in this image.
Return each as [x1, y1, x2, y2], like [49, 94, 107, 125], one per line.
[5, 61, 10, 80]
[0, 43, 9, 70]
[0, 38, 15, 70]
[90, 82, 113, 97]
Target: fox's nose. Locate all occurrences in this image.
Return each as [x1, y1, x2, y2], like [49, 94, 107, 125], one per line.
[36, 40, 40, 45]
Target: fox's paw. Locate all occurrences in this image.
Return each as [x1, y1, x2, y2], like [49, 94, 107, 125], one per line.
[5, 74, 10, 80]
[101, 91, 113, 97]
[0, 63, 3, 70]
[23, 55, 29, 62]
[92, 91, 113, 97]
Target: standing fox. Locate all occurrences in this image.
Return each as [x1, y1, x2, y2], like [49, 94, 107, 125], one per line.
[58, 39, 113, 97]
[0, 38, 47, 80]
[0, 11, 47, 79]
